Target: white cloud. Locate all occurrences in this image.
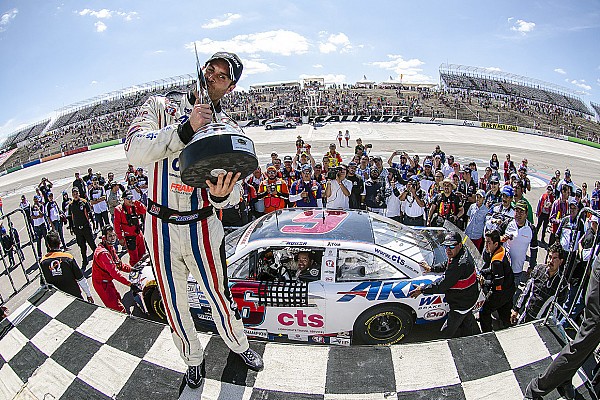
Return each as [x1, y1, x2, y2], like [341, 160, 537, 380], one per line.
[90, 80, 98, 85]
[313, 64, 323, 68]
[570, 79, 591, 91]
[510, 19, 536, 35]
[507, 17, 514, 23]
[95, 21, 107, 32]
[0, 8, 18, 32]
[77, 8, 137, 31]
[369, 54, 434, 83]
[554, 68, 567, 75]
[201, 13, 241, 29]
[318, 32, 353, 53]
[597, 78, 600, 86]
[189, 30, 310, 56]
[242, 59, 273, 76]
[299, 73, 346, 84]
[485, 67, 502, 72]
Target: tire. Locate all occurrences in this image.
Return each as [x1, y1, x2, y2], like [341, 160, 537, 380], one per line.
[265, 125, 272, 130]
[285, 123, 293, 128]
[352, 304, 414, 345]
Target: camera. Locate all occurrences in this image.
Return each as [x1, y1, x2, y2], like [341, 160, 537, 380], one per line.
[365, 144, 373, 149]
[269, 184, 277, 193]
[327, 167, 339, 180]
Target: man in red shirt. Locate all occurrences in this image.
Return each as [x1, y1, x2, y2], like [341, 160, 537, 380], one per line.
[114, 190, 146, 266]
[92, 225, 132, 313]
[258, 166, 289, 213]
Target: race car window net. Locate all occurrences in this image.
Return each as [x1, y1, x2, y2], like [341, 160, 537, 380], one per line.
[257, 281, 309, 307]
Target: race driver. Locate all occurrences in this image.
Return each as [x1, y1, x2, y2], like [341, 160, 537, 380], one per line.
[125, 51, 263, 389]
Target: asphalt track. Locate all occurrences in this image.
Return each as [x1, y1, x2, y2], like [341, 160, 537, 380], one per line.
[1, 121, 599, 334]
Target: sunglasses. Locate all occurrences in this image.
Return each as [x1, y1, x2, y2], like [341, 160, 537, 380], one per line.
[445, 244, 458, 250]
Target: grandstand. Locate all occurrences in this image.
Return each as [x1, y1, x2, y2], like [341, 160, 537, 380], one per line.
[439, 64, 591, 116]
[592, 102, 600, 120]
[2, 66, 600, 171]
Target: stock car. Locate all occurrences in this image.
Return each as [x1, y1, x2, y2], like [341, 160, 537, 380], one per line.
[264, 116, 297, 130]
[180, 208, 485, 346]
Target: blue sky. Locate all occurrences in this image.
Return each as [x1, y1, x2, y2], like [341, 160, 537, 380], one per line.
[0, 0, 599, 142]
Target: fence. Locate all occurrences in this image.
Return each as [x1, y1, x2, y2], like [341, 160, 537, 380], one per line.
[0, 208, 41, 306]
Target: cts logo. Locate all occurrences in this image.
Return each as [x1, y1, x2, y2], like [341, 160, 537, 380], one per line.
[277, 310, 324, 328]
[337, 280, 431, 302]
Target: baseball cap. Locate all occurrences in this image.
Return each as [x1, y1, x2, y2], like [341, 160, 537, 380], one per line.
[463, 167, 471, 173]
[329, 143, 336, 147]
[410, 175, 420, 182]
[490, 176, 500, 183]
[111, 181, 121, 187]
[71, 187, 79, 193]
[515, 200, 528, 211]
[441, 231, 462, 247]
[565, 169, 571, 176]
[283, 155, 293, 162]
[569, 198, 579, 207]
[501, 185, 514, 197]
[476, 189, 486, 197]
[122, 190, 134, 200]
[314, 163, 322, 168]
[546, 185, 553, 190]
[373, 156, 382, 162]
[424, 160, 432, 167]
[205, 52, 243, 83]
[266, 166, 277, 172]
[301, 164, 312, 172]
[348, 161, 357, 167]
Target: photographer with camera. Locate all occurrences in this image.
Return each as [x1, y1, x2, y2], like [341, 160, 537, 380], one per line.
[385, 172, 404, 222]
[114, 190, 146, 266]
[388, 150, 413, 181]
[292, 145, 315, 172]
[400, 175, 426, 226]
[258, 166, 289, 213]
[38, 177, 53, 203]
[428, 178, 464, 227]
[325, 164, 352, 209]
[365, 168, 387, 215]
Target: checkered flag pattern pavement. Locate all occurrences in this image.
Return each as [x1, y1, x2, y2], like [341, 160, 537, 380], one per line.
[0, 287, 594, 400]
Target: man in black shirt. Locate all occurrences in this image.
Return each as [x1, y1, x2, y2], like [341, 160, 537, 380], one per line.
[428, 178, 464, 227]
[40, 231, 93, 302]
[73, 172, 88, 199]
[67, 187, 96, 268]
[409, 231, 481, 338]
[346, 162, 365, 209]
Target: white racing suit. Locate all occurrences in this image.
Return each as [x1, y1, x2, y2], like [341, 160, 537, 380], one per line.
[125, 91, 248, 366]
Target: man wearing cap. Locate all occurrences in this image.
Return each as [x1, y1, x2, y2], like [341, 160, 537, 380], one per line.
[325, 164, 352, 210]
[485, 185, 515, 233]
[107, 181, 124, 222]
[89, 176, 110, 231]
[431, 145, 446, 165]
[558, 169, 576, 197]
[346, 161, 365, 209]
[457, 167, 477, 226]
[73, 172, 88, 199]
[503, 200, 538, 289]
[549, 184, 571, 246]
[136, 167, 149, 205]
[555, 198, 584, 254]
[289, 165, 323, 208]
[465, 190, 489, 251]
[293, 146, 315, 172]
[400, 175, 426, 226]
[388, 150, 412, 181]
[428, 178, 463, 227]
[479, 229, 514, 332]
[114, 190, 147, 266]
[518, 166, 531, 194]
[512, 181, 534, 223]
[45, 192, 68, 251]
[31, 195, 48, 258]
[281, 155, 300, 188]
[409, 231, 481, 338]
[356, 155, 371, 182]
[258, 166, 289, 213]
[67, 188, 97, 268]
[484, 176, 502, 208]
[126, 51, 264, 386]
[325, 143, 342, 168]
[418, 159, 435, 195]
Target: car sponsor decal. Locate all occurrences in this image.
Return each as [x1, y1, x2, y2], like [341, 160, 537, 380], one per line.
[336, 280, 431, 302]
[244, 328, 268, 339]
[277, 310, 324, 328]
[329, 337, 351, 346]
[423, 308, 447, 321]
[170, 182, 194, 194]
[281, 210, 348, 235]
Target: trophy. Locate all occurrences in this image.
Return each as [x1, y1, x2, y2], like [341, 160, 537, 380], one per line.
[179, 45, 258, 188]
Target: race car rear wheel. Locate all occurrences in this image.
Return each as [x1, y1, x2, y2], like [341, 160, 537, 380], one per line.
[265, 125, 272, 130]
[352, 304, 414, 345]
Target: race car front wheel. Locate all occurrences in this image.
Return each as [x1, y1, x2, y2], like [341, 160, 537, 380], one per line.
[352, 304, 414, 345]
